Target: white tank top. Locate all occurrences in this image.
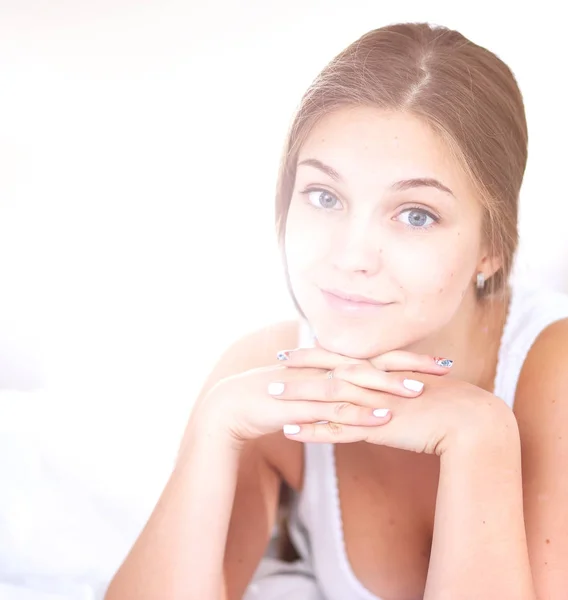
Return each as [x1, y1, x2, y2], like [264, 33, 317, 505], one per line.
[245, 282, 568, 600]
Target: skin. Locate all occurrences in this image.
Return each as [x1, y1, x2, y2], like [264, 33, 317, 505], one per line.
[285, 106, 499, 365]
[105, 106, 568, 600]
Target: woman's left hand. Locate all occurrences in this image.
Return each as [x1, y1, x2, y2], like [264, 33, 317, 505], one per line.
[275, 347, 517, 455]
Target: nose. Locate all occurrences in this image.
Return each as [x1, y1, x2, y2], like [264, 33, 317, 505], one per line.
[329, 216, 383, 276]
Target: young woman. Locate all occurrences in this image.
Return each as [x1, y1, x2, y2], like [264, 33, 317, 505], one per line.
[105, 22, 568, 600]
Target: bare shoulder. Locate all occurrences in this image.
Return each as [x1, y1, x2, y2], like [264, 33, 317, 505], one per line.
[512, 319, 568, 590]
[514, 316, 568, 421]
[513, 316, 568, 481]
[198, 319, 301, 398]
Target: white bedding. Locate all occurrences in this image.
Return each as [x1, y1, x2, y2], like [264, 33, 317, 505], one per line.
[0, 389, 182, 600]
[0, 388, 321, 599]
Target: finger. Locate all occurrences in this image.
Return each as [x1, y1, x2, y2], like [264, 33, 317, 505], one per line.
[282, 421, 378, 443]
[369, 350, 453, 374]
[277, 347, 453, 375]
[333, 362, 426, 395]
[276, 346, 365, 368]
[268, 370, 423, 405]
[272, 399, 392, 430]
[283, 414, 435, 454]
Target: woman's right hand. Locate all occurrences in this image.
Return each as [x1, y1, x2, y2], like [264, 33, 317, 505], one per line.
[192, 347, 453, 448]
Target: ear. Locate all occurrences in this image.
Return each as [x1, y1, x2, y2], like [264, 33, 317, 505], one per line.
[476, 250, 502, 280]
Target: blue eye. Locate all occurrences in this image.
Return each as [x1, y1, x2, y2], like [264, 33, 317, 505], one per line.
[397, 207, 438, 229]
[304, 189, 342, 210]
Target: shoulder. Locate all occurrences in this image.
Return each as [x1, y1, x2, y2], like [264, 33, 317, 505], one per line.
[511, 317, 568, 590]
[513, 314, 568, 473]
[199, 319, 301, 396]
[514, 315, 568, 421]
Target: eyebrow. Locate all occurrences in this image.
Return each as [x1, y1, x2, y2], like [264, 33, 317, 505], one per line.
[297, 158, 456, 198]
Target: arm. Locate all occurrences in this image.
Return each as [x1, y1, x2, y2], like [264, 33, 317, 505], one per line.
[425, 318, 568, 600]
[223, 436, 282, 599]
[424, 420, 535, 600]
[104, 421, 241, 600]
[105, 322, 297, 600]
[105, 426, 280, 600]
[514, 318, 568, 597]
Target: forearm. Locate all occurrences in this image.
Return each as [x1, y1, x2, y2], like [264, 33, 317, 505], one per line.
[425, 423, 536, 600]
[105, 417, 241, 600]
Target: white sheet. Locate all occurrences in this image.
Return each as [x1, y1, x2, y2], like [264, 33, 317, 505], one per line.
[0, 388, 321, 599]
[0, 389, 183, 600]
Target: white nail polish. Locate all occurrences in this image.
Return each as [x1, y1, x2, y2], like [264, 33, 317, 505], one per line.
[283, 424, 301, 434]
[403, 379, 424, 392]
[373, 408, 390, 417]
[268, 382, 285, 395]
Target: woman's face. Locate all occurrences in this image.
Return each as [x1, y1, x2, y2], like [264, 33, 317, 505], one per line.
[285, 106, 491, 359]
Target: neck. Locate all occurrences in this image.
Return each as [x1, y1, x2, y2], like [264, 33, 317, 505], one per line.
[405, 287, 511, 393]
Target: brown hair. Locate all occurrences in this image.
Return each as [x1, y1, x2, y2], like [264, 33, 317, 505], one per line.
[274, 22, 528, 559]
[275, 22, 528, 300]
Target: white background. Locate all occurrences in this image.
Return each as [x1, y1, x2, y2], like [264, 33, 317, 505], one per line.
[0, 1, 566, 596]
[0, 0, 567, 566]
[2, 1, 567, 405]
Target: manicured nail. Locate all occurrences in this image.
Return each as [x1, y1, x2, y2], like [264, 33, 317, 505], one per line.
[435, 357, 453, 368]
[373, 408, 390, 417]
[268, 382, 285, 395]
[277, 351, 290, 361]
[403, 379, 424, 392]
[283, 424, 301, 434]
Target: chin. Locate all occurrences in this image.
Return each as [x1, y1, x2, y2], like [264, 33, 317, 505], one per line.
[312, 322, 401, 360]
[297, 288, 435, 358]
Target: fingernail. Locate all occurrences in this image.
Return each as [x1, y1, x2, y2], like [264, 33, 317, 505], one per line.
[268, 382, 285, 395]
[277, 351, 290, 361]
[403, 379, 424, 392]
[434, 357, 454, 368]
[283, 424, 301, 434]
[373, 408, 390, 417]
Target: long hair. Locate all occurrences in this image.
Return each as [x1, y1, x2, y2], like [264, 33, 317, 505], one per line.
[274, 22, 528, 560]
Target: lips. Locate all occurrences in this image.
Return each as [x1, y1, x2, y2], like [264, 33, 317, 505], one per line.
[318, 288, 392, 315]
[321, 288, 387, 306]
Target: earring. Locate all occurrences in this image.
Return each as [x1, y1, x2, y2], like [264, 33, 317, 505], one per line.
[476, 272, 486, 290]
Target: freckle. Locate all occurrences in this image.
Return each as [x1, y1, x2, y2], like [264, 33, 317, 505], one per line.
[482, 520, 486, 524]
[546, 539, 550, 544]
[438, 287, 444, 293]
[388, 517, 395, 526]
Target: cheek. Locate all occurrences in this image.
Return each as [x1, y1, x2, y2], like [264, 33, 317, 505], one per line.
[390, 230, 480, 328]
[388, 229, 478, 294]
[284, 207, 328, 278]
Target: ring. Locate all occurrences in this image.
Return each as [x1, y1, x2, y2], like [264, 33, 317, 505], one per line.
[326, 369, 334, 380]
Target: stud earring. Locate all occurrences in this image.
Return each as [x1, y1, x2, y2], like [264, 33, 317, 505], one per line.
[476, 272, 486, 290]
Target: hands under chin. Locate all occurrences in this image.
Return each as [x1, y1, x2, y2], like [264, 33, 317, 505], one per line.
[274, 346, 518, 456]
